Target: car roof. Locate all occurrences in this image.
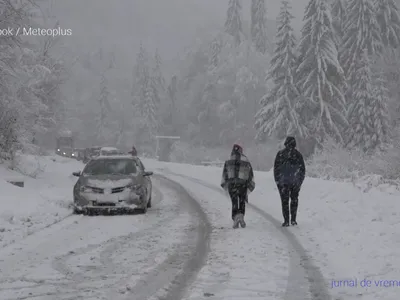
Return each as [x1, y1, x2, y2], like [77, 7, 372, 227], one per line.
[92, 154, 136, 160]
[100, 147, 119, 151]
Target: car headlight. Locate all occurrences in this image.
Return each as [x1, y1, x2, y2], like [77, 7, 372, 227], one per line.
[57, 149, 60, 151]
[63, 152, 66, 155]
[126, 183, 141, 190]
[80, 186, 94, 192]
[126, 183, 144, 193]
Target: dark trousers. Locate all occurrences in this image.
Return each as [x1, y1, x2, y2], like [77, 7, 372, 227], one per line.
[277, 183, 300, 222]
[228, 184, 247, 220]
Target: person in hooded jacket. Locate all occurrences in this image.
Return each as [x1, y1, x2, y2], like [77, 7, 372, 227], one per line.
[128, 145, 137, 156]
[221, 144, 255, 228]
[273, 136, 306, 227]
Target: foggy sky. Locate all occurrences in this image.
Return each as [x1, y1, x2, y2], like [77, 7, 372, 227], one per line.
[48, 0, 308, 73]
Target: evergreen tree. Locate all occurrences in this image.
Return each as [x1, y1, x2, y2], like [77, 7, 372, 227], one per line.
[197, 82, 220, 145]
[142, 76, 159, 135]
[296, 0, 347, 144]
[340, 0, 382, 79]
[152, 48, 165, 93]
[132, 43, 149, 107]
[149, 49, 164, 107]
[225, 0, 243, 46]
[255, 0, 306, 140]
[164, 75, 178, 135]
[371, 72, 390, 147]
[346, 50, 375, 151]
[375, 0, 400, 48]
[331, 0, 346, 47]
[209, 37, 222, 69]
[251, 0, 267, 54]
[132, 44, 159, 146]
[96, 74, 111, 142]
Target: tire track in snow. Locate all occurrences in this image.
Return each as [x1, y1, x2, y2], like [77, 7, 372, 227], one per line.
[119, 175, 211, 300]
[0, 214, 76, 250]
[0, 184, 166, 298]
[45, 175, 211, 300]
[51, 184, 165, 280]
[0, 176, 211, 300]
[162, 170, 332, 300]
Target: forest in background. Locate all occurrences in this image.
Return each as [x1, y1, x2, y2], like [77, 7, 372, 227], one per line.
[1, 0, 400, 182]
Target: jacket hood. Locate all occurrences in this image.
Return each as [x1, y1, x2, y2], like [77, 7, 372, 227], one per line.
[231, 144, 243, 156]
[284, 136, 296, 149]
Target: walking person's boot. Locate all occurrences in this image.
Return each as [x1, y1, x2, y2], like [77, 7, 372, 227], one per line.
[238, 213, 246, 228]
[282, 201, 290, 227]
[233, 214, 240, 228]
[290, 198, 298, 225]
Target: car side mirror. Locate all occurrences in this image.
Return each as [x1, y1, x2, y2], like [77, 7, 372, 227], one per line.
[72, 171, 81, 177]
[143, 171, 153, 176]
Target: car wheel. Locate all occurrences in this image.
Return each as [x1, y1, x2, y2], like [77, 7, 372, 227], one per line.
[73, 206, 81, 214]
[147, 195, 152, 208]
[138, 195, 147, 213]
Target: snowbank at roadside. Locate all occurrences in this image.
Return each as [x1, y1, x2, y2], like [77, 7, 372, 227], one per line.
[143, 158, 400, 300]
[0, 154, 83, 248]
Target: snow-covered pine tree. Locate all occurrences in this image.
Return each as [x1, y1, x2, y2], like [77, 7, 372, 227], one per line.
[163, 75, 178, 136]
[340, 0, 382, 79]
[209, 37, 222, 70]
[251, 0, 267, 54]
[142, 75, 159, 136]
[132, 43, 149, 107]
[152, 49, 165, 94]
[197, 82, 220, 145]
[96, 74, 111, 142]
[375, 0, 400, 48]
[115, 102, 126, 148]
[131, 46, 161, 146]
[255, 0, 306, 140]
[370, 72, 390, 147]
[346, 50, 375, 151]
[296, 0, 347, 144]
[225, 0, 243, 46]
[147, 49, 164, 111]
[331, 0, 346, 47]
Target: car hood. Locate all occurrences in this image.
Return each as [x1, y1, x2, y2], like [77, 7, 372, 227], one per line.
[81, 174, 137, 188]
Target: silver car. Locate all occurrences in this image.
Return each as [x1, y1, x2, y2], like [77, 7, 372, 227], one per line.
[72, 155, 153, 215]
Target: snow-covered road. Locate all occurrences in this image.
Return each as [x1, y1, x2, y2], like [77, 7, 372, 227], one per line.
[0, 157, 335, 300]
[0, 176, 211, 300]
[161, 170, 331, 300]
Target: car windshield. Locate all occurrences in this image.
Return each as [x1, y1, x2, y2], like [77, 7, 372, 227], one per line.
[83, 159, 138, 175]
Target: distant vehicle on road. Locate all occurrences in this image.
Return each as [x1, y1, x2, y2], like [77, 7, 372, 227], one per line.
[56, 134, 74, 158]
[72, 155, 153, 215]
[83, 146, 101, 163]
[73, 148, 85, 161]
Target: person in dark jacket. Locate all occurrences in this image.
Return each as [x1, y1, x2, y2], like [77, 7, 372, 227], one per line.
[128, 145, 137, 156]
[273, 136, 305, 227]
[221, 144, 255, 228]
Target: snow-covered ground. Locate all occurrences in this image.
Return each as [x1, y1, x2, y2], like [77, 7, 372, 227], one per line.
[2, 153, 399, 300]
[0, 154, 83, 248]
[143, 158, 400, 300]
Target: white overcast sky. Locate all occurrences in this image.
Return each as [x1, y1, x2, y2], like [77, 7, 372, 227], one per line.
[49, 0, 308, 58]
